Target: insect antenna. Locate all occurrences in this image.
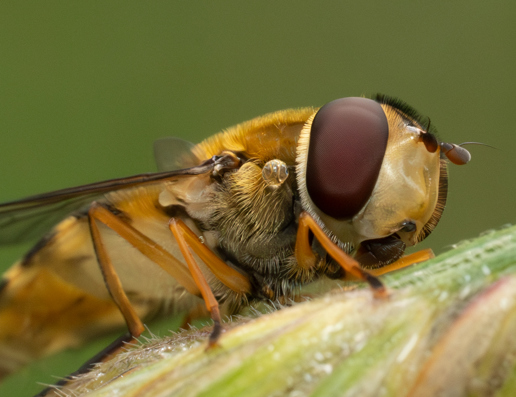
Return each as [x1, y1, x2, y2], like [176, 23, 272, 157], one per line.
[457, 142, 497, 150]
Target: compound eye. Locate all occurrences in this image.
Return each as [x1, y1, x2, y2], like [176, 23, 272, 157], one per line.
[305, 97, 389, 219]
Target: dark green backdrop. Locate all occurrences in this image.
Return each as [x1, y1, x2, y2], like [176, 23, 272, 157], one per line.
[1, 2, 515, 395]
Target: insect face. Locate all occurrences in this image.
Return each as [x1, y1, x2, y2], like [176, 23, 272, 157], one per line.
[297, 96, 453, 267]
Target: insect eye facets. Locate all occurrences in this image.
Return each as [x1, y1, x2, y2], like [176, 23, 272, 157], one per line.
[305, 97, 389, 219]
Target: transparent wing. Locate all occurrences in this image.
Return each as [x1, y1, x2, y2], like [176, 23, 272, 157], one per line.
[0, 192, 103, 245]
[153, 137, 199, 171]
[0, 162, 215, 245]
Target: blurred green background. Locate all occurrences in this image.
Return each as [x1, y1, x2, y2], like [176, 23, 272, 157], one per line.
[0, 1, 515, 395]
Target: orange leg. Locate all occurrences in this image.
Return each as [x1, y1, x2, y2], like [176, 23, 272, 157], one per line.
[344, 249, 434, 281]
[295, 212, 318, 271]
[89, 203, 251, 347]
[49, 203, 207, 386]
[169, 218, 251, 346]
[89, 206, 146, 338]
[89, 204, 201, 296]
[295, 212, 387, 298]
[169, 218, 251, 295]
[89, 203, 207, 339]
[368, 249, 434, 277]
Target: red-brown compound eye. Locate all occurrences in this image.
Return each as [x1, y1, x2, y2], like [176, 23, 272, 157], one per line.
[305, 97, 389, 219]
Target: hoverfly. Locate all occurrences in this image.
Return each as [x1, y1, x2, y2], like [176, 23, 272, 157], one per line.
[0, 95, 470, 378]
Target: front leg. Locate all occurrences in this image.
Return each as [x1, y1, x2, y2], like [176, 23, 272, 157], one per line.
[294, 211, 388, 298]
